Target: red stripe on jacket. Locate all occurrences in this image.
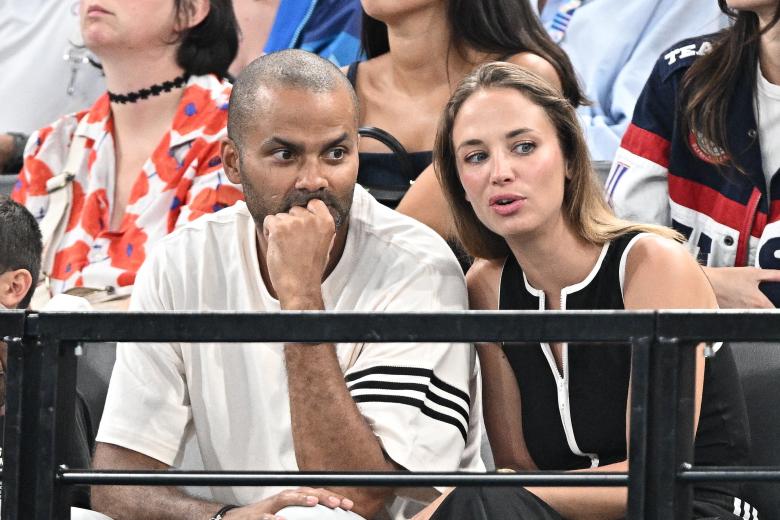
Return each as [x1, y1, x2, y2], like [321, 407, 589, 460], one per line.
[669, 174, 765, 239]
[621, 124, 671, 169]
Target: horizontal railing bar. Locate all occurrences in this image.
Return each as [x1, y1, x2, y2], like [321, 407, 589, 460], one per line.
[58, 470, 629, 487]
[678, 467, 780, 482]
[34, 311, 656, 343]
[657, 310, 780, 341]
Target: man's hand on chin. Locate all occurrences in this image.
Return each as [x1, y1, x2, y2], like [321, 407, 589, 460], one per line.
[263, 198, 336, 309]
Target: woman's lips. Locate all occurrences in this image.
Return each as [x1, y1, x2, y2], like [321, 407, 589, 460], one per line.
[489, 195, 526, 216]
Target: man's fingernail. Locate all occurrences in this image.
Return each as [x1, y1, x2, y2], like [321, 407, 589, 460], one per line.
[342, 498, 354, 509]
[305, 495, 317, 505]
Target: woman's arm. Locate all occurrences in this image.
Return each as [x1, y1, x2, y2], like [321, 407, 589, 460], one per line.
[701, 266, 780, 309]
[466, 260, 538, 470]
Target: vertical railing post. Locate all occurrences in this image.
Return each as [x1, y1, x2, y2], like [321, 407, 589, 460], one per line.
[672, 340, 696, 518]
[55, 340, 79, 519]
[3, 315, 44, 520]
[1, 334, 28, 520]
[627, 335, 652, 520]
[29, 332, 78, 520]
[642, 335, 695, 520]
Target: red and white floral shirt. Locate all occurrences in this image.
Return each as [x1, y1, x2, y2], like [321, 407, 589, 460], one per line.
[12, 74, 243, 295]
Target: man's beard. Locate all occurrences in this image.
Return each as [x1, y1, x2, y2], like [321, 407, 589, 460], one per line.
[242, 181, 354, 231]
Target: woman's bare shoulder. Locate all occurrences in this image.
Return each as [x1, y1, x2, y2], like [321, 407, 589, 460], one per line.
[503, 52, 561, 91]
[623, 233, 717, 310]
[466, 257, 506, 310]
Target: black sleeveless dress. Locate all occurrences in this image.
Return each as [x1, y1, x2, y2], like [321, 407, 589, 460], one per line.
[432, 233, 754, 519]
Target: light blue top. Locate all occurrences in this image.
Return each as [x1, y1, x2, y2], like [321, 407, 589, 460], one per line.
[540, 0, 728, 161]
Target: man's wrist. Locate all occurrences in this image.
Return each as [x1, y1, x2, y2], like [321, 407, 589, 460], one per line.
[209, 504, 238, 520]
[278, 291, 324, 311]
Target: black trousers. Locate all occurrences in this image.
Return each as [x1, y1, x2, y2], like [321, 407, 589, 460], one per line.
[429, 487, 752, 520]
[429, 487, 562, 520]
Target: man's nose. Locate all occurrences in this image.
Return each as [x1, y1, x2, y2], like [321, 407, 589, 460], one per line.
[295, 158, 328, 191]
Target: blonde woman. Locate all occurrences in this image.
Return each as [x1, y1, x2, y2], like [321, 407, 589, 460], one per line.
[419, 62, 752, 520]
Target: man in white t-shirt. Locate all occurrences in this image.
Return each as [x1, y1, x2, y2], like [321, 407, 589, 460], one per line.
[92, 50, 483, 520]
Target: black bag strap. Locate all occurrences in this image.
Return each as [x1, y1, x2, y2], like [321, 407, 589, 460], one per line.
[358, 126, 417, 182]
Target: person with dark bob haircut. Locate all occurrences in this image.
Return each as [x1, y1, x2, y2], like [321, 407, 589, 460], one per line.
[413, 61, 752, 519]
[346, 0, 585, 240]
[174, 0, 240, 78]
[12, 0, 243, 307]
[607, 0, 780, 310]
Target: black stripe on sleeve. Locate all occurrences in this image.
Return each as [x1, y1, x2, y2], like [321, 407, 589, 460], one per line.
[352, 394, 468, 442]
[344, 365, 470, 406]
[348, 380, 469, 426]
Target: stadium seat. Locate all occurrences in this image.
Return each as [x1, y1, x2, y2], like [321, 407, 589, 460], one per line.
[592, 160, 611, 186]
[0, 174, 16, 196]
[729, 342, 780, 520]
[77, 342, 117, 435]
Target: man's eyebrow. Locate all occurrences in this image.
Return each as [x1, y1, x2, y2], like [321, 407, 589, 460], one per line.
[320, 132, 351, 152]
[261, 136, 303, 152]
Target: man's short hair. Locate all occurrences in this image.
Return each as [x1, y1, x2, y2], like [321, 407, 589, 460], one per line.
[227, 49, 360, 148]
[0, 196, 42, 308]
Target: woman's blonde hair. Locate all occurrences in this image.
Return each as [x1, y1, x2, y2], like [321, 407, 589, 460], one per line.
[434, 62, 680, 259]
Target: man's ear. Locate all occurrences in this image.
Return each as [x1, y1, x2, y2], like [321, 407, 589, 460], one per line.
[0, 269, 33, 309]
[177, 0, 210, 32]
[221, 138, 242, 185]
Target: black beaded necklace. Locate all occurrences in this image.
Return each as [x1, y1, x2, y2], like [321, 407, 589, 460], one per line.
[107, 73, 190, 104]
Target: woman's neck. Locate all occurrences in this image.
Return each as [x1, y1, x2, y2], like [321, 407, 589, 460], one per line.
[384, 6, 476, 95]
[506, 218, 602, 303]
[100, 48, 187, 130]
[759, 15, 780, 85]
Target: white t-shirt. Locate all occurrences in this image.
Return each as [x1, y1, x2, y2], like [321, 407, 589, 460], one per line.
[756, 65, 780, 192]
[0, 0, 104, 134]
[97, 186, 484, 509]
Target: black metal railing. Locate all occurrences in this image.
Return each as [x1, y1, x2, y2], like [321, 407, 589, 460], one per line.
[1, 310, 778, 520]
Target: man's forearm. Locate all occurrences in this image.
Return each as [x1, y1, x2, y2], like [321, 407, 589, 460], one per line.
[91, 443, 227, 520]
[285, 342, 397, 516]
[92, 484, 226, 520]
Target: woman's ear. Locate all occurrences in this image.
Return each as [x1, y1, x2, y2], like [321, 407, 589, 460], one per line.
[177, 0, 210, 32]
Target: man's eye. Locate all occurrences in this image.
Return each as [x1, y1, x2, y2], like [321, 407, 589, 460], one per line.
[326, 148, 346, 160]
[514, 142, 536, 154]
[464, 151, 487, 164]
[273, 149, 293, 161]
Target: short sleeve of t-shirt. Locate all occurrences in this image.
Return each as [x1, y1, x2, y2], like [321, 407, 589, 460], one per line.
[95, 247, 193, 466]
[342, 259, 482, 473]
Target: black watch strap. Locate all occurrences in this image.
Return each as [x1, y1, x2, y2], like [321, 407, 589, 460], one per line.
[210, 504, 238, 520]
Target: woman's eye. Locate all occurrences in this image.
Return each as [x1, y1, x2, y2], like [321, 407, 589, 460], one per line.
[273, 149, 293, 161]
[514, 142, 536, 154]
[465, 151, 487, 164]
[326, 148, 346, 160]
